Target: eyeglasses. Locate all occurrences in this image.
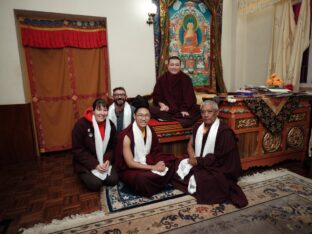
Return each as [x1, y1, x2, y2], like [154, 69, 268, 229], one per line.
[113, 93, 126, 97]
[136, 114, 151, 119]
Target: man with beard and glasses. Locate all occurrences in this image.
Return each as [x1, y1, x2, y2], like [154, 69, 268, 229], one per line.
[108, 87, 135, 133]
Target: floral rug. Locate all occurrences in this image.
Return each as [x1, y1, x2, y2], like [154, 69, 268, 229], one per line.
[101, 182, 185, 212]
[21, 169, 312, 234]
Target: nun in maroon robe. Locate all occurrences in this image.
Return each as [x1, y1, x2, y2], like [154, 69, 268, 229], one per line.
[115, 96, 176, 197]
[150, 56, 200, 128]
[173, 100, 248, 208]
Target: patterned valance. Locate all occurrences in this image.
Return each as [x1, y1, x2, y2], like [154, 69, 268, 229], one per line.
[19, 17, 107, 49]
[244, 96, 299, 134]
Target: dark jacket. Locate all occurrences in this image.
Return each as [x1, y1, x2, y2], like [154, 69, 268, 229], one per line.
[72, 108, 116, 174]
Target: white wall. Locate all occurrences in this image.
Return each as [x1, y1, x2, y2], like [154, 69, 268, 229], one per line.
[0, 0, 156, 104]
[1, 0, 277, 104]
[221, 0, 239, 92]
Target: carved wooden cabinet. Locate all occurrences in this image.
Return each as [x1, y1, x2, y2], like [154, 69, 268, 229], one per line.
[218, 96, 311, 170]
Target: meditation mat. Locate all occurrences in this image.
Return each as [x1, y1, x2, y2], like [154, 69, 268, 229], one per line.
[20, 169, 312, 234]
[101, 182, 185, 213]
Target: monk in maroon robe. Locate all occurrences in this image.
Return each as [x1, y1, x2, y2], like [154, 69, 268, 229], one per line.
[115, 96, 176, 197]
[173, 100, 248, 208]
[150, 56, 200, 127]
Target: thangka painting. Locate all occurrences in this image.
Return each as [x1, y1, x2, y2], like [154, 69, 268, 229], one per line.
[168, 0, 213, 90]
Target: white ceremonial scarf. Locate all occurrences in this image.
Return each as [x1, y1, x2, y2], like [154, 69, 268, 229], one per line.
[132, 122, 168, 176]
[108, 102, 132, 129]
[188, 175, 197, 194]
[91, 116, 112, 180]
[176, 118, 220, 193]
[176, 158, 193, 180]
[195, 118, 220, 158]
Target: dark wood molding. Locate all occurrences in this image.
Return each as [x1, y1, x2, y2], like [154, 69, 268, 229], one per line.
[0, 103, 37, 166]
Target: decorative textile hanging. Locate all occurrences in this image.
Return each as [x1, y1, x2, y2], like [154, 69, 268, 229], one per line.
[19, 17, 109, 153]
[158, 0, 226, 93]
[19, 17, 107, 48]
[244, 96, 299, 134]
[238, 0, 281, 15]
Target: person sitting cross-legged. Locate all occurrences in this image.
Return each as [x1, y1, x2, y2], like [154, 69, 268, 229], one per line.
[150, 56, 200, 127]
[115, 95, 176, 197]
[174, 100, 248, 208]
[72, 98, 118, 191]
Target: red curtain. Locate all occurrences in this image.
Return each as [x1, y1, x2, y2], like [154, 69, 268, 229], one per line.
[19, 17, 109, 153]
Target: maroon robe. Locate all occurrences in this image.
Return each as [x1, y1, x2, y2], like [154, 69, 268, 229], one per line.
[151, 71, 200, 127]
[115, 123, 176, 197]
[173, 122, 248, 208]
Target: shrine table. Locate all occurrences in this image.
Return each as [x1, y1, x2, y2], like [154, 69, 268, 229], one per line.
[217, 95, 311, 169]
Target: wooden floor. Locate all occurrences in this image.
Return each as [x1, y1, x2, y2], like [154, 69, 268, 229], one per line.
[0, 151, 311, 234]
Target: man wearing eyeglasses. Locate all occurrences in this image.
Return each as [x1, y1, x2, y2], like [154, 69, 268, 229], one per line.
[108, 87, 135, 133]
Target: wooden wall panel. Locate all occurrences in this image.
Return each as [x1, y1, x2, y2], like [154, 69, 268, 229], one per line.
[0, 103, 37, 166]
[237, 132, 258, 158]
[161, 140, 188, 156]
